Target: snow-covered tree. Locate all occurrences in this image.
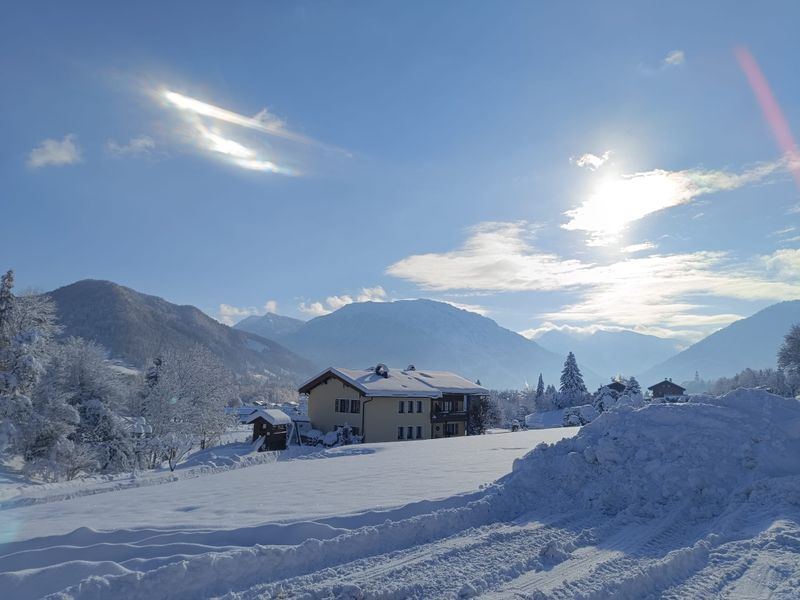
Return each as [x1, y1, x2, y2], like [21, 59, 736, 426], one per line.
[557, 352, 587, 408]
[624, 376, 641, 396]
[592, 385, 619, 413]
[36, 337, 133, 474]
[535, 373, 544, 400]
[559, 352, 587, 395]
[0, 271, 60, 459]
[778, 324, 800, 393]
[136, 345, 236, 468]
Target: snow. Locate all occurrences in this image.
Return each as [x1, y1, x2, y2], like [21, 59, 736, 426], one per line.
[524, 409, 563, 429]
[3, 390, 800, 599]
[243, 408, 291, 426]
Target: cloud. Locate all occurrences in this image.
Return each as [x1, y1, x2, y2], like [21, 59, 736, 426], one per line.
[621, 241, 656, 254]
[437, 300, 489, 316]
[663, 50, 685, 67]
[572, 150, 611, 171]
[163, 91, 317, 146]
[158, 90, 322, 175]
[299, 286, 388, 316]
[217, 300, 279, 326]
[563, 159, 788, 246]
[107, 135, 155, 157]
[519, 321, 630, 339]
[386, 221, 800, 337]
[28, 134, 82, 168]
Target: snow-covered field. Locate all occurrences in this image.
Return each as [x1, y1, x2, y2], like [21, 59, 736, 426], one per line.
[3, 390, 800, 599]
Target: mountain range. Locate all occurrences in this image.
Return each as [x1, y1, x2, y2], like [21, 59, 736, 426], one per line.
[42, 279, 800, 391]
[46, 280, 315, 382]
[639, 300, 800, 384]
[236, 299, 601, 390]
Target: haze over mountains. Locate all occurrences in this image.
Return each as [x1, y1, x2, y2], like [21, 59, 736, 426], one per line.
[533, 329, 681, 381]
[46, 280, 315, 382]
[235, 299, 601, 390]
[640, 300, 800, 384]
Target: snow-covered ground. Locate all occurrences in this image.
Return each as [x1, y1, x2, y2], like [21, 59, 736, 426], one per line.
[0, 428, 574, 598]
[3, 390, 800, 599]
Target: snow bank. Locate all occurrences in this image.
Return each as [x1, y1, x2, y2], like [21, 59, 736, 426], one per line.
[503, 389, 800, 518]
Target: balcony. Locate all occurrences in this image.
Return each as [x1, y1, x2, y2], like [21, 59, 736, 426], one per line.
[430, 410, 467, 423]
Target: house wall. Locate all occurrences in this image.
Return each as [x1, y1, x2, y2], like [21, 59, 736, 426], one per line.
[307, 377, 362, 434]
[364, 396, 432, 443]
[306, 377, 435, 443]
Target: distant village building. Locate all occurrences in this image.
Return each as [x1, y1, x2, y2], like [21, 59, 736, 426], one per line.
[607, 380, 627, 394]
[648, 378, 687, 401]
[298, 364, 489, 443]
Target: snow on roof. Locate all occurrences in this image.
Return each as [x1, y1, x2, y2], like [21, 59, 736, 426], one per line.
[408, 370, 489, 394]
[244, 408, 292, 426]
[298, 366, 489, 397]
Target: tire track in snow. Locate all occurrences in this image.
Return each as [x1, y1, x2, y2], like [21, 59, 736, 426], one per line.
[219, 512, 602, 599]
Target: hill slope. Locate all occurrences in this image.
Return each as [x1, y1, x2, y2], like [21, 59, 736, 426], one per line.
[640, 300, 800, 383]
[275, 299, 600, 390]
[536, 329, 680, 380]
[234, 313, 305, 339]
[46, 280, 315, 382]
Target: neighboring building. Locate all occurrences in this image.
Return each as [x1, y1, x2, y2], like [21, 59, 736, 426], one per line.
[298, 364, 489, 443]
[607, 380, 627, 394]
[648, 378, 687, 401]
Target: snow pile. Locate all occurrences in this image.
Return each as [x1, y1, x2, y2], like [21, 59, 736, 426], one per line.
[503, 389, 800, 518]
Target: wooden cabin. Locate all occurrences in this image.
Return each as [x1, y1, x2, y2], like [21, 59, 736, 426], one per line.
[245, 408, 292, 451]
[648, 378, 686, 401]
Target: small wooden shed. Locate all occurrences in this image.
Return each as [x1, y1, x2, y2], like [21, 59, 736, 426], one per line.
[245, 409, 292, 451]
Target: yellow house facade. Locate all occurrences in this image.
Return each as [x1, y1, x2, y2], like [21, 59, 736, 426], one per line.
[298, 365, 488, 443]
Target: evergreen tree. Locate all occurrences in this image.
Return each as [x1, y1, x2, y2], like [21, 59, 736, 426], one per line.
[559, 352, 587, 395]
[624, 376, 641, 396]
[535, 373, 544, 399]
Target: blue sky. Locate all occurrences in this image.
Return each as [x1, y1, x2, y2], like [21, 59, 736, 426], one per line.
[2, 1, 799, 343]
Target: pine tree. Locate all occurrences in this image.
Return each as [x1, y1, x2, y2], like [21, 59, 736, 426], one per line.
[559, 352, 587, 395]
[535, 373, 544, 399]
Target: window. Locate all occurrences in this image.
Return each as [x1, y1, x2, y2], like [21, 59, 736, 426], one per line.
[399, 401, 405, 413]
[407, 426, 413, 440]
[416, 426, 422, 439]
[335, 399, 351, 413]
[445, 423, 458, 436]
[397, 426, 404, 440]
[350, 399, 360, 414]
[416, 400, 422, 413]
[352, 426, 360, 435]
[407, 400, 414, 413]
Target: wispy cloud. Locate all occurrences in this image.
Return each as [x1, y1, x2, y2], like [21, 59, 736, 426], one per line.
[163, 91, 317, 147]
[158, 89, 333, 175]
[563, 158, 789, 246]
[28, 134, 82, 168]
[572, 150, 612, 171]
[663, 50, 685, 67]
[386, 221, 800, 336]
[519, 321, 629, 339]
[299, 286, 387, 316]
[217, 300, 278, 326]
[107, 135, 155, 157]
[621, 241, 656, 254]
